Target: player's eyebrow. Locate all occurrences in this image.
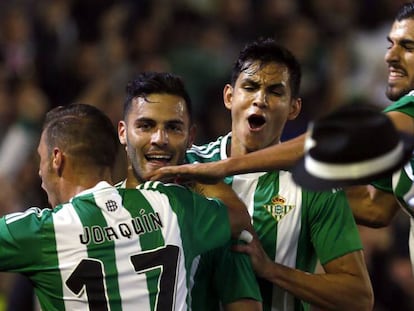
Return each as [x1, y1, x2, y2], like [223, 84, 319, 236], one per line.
[387, 35, 414, 46]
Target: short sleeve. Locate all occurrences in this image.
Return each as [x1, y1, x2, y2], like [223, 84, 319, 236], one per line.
[306, 190, 363, 265]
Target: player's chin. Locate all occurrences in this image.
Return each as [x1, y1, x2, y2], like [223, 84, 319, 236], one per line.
[145, 163, 175, 181]
[386, 84, 410, 101]
[147, 160, 173, 170]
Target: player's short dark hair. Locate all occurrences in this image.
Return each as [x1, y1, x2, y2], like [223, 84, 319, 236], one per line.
[396, 1, 414, 21]
[124, 72, 193, 122]
[230, 38, 302, 99]
[43, 103, 119, 168]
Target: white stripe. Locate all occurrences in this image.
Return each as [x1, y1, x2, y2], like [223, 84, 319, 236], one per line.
[232, 173, 264, 218]
[139, 181, 161, 190]
[188, 255, 201, 310]
[401, 161, 414, 205]
[393, 162, 414, 218]
[94, 189, 150, 310]
[304, 141, 404, 179]
[409, 218, 414, 276]
[220, 133, 230, 160]
[139, 189, 189, 311]
[187, 146, 221, 159]
[272, 171, 302, 311]
[189, 139, 223, 157]
[5, 207, 46, 224]
[53, 202, 90, 310]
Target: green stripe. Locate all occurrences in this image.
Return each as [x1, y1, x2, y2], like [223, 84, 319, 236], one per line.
[72, 195, 122, 311]
[252, 172, 278, 309]
[120, 189, 165, 311]
[35, 212, 65, 311]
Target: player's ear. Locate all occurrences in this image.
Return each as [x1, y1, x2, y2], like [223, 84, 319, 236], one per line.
[52, 148, 64, 177]
[223, 84, 233, 111]
[187, 124, 197, 148]
[118, 121, 127, 146]
[288, 97, 302, 121]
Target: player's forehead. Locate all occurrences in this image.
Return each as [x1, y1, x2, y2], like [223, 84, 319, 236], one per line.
[388, 19, 414, 42]
[37, 130, 48, 155]
[236, 61, 290, 87]
[130, 94, 190, 122]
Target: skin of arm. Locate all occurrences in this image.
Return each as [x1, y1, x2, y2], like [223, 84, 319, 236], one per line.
[193, 181, 255, 239]
[148, 109, 409, 232]
[219, 134, 306, 174]
[147, 134, 306, 183]
[345, 110, 414, 228]
[345, 185, 400, 227]
[192, 181, 263, 311]
[224, 299, 262, 311]
[233, 235, 374, 311]
[148, 110, 412, 185]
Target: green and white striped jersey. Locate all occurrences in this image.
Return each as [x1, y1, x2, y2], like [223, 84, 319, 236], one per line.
[117, 180, 262, 310]
[0, 181, 232, 311]
[372, 91, 414, 273]
[186, 134, 363, 311]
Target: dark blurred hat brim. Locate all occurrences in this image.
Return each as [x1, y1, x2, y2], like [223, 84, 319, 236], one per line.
[291, 132, 414, 191]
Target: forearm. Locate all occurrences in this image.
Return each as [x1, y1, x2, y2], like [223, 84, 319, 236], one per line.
[260, 254, 373, 311]
[224, 134, 306, 175]
[345, 185, 399, 227]
[224, 299, 262, 311]
[194, 182, 252, 236]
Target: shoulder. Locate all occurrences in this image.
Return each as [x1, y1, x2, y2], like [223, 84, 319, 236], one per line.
[136, 181, 201, 202]
[137, 180, 190, 193]
[186, 134, 230, 163]
[384, 91, 414, 115]
[0, 207, 53, 239]
[138, 181, 226, 211]
[4, 207, 53, 225]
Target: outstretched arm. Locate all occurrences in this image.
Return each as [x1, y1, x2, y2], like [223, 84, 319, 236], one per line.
[148, 134, 306, 183]
[219, 133, 306, 174]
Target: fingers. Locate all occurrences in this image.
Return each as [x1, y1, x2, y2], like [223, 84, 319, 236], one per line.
[145, 167, 176, 181]
[232, 243, 251, 254]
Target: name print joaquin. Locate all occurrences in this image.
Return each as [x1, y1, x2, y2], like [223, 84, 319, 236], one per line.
[79, 207, 163, 245]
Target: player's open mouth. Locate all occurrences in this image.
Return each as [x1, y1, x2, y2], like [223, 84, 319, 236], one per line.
[145, 154, 172, 164]
[388, 67, 406, 79]
[248, 114, 266, 131]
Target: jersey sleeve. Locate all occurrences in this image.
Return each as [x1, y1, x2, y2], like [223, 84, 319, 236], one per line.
[191, 241, 262, 310]
[0, 208, 46, 271]
[213, 240, 262, 304]
[185, 136, 227, 165]
[383, 92, 414, 117]
[371, 94, 414, 191]
[305, 190, 363, 265]
[183, 191, 232, 253]
[370, 176, 394, 193]
[154, 182, 232, 255]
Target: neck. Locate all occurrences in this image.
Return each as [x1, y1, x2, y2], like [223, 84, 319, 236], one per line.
[125, 167, 142, 188]
[229, 132, 281, 157]
[58, 167, 113, 204]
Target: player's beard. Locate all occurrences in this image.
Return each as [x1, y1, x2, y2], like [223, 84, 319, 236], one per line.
[386, 84, 412, 101]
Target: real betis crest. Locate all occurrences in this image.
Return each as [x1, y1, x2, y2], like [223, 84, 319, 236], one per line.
[263, 195, 295, 221]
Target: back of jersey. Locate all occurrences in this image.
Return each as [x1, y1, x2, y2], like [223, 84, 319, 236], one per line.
[0, 181, 231, 311]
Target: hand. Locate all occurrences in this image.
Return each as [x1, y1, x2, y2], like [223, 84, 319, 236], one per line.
[232, 231, 273, 279]
[146, 161, 228, 184]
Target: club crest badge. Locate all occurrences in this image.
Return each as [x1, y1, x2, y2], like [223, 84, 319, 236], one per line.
[105, 200, 118, 212]
[263, 195, 295, 221]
